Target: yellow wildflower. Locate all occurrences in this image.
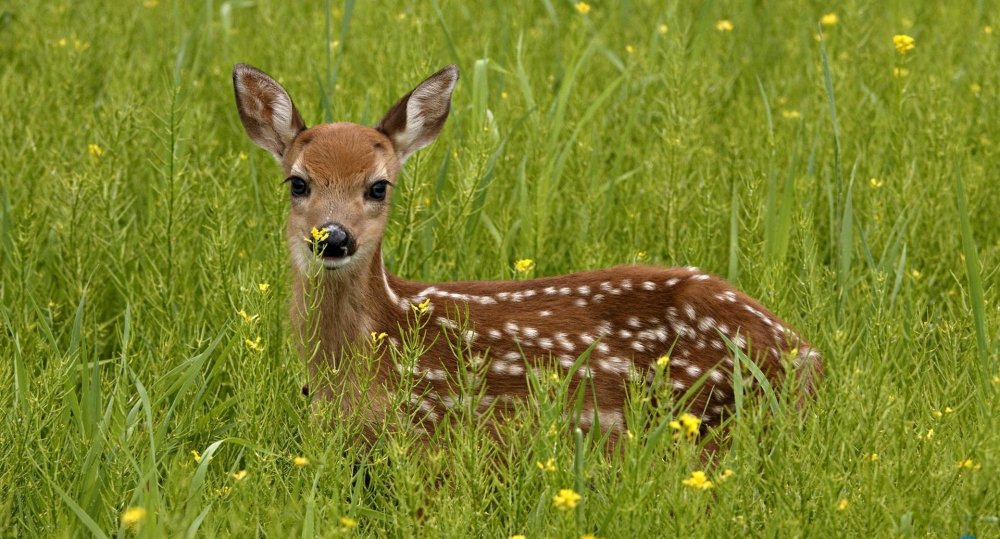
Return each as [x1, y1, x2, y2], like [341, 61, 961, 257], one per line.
[245, 336, 263, 352]
[88, 143, 104, 158]
[73, 39, 91, 51]
[514, 259, 535, 273]
[340, 516, 358, 529]
[956, 458, 981, 470]
[143, 0, 159, 7]
[121, 507, 147, 527]
[56, 38, 68, 47]
[191, 449, 207, 463]
[232, 470, 248, 481]
[511, 536, 526, 539]
[370, 331, 388, 346]
[781, 109, 802, 119]
[656, 355, 670, 368]
[413, 297, 432, 314]
[910, 269, 921, 279]
[310, 226, 330, 243]
[866, 452, 879, 462]
[238, 151, 248, 161]
[718, 468, 735, 482]
[893, 34, 915, 54]
[536, 458, 556, 473]
[636, 250, 648, 261]
[820, 13, 838, 26]
[837, 498, 849, 511]
[682, 470, 714, 490]
[238, 309, 258, 324]
[893, 67, 910, 78]
[992, 375, 999, 385]
[984, 25, 993, 35]
[869, 177, 884, 188]
[553, 488, 582, 510]
[669, 413, 702, 440]
[657, 24, 669, 35]
[625, 45, 635, 55]
[944, 406, 954, 414]
[293, 456, 310, 467]
[581, 535, 599, 539]
[716, 20, 734, 32]
[501, 91, 509, 100]
[258, 282, 271, 293]
[574, 2, 591, 15]
[970, 83, 982, 94]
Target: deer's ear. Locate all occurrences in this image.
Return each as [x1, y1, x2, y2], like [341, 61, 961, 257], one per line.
[232, 64, 306, 160]
[376, 65, 458, 163]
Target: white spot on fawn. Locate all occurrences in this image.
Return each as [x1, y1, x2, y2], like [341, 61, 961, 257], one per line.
[642, 281, 656, 291]
[539, 310, 552, 317]
[698, 317, 717, 332]
[555, 333, 575, 351]
[436, 317, 458, 330]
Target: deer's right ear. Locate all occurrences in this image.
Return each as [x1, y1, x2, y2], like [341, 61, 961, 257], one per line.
[232, 64, 306, 160]
[376, 65, 459, 163]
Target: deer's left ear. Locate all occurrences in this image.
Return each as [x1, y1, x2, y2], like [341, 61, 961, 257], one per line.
[376, 65, 458, 163]
[233, 63, 306, 160]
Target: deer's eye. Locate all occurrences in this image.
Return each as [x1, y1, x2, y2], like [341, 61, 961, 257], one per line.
[288, 176, 309, 197]
[366, 179, 390, 201]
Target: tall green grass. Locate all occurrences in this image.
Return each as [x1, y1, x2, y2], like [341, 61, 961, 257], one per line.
[1, 1, 998, 537]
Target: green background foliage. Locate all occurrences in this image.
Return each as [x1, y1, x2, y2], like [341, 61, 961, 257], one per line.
[1, 0, 998, 536]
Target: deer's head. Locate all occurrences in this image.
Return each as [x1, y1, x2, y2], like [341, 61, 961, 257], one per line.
[233, 64, 458, 276]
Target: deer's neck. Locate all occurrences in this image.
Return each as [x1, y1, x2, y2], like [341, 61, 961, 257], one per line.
[291, 247, 404, 367]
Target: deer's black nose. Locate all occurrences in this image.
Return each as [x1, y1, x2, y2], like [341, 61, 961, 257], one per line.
[316, 223, 357, 258]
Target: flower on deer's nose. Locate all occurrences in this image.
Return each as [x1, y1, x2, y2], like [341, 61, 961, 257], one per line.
[310, 227, 330, 243]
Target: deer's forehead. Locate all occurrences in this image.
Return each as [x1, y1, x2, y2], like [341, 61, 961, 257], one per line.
[284, 123, 398, 184]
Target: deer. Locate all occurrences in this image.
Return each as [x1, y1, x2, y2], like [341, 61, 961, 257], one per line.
[232, 63, 822, 448]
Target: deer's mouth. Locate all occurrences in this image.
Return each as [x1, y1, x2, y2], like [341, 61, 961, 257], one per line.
[320, 254, 353, 270]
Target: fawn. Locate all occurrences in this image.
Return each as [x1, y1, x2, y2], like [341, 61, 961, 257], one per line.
[232, 63, 822, 444]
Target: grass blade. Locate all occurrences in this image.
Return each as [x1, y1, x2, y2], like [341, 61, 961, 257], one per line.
[955, 164, 990, 369]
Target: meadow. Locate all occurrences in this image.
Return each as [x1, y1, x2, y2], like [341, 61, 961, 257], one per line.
[1, 0, 999, 537]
